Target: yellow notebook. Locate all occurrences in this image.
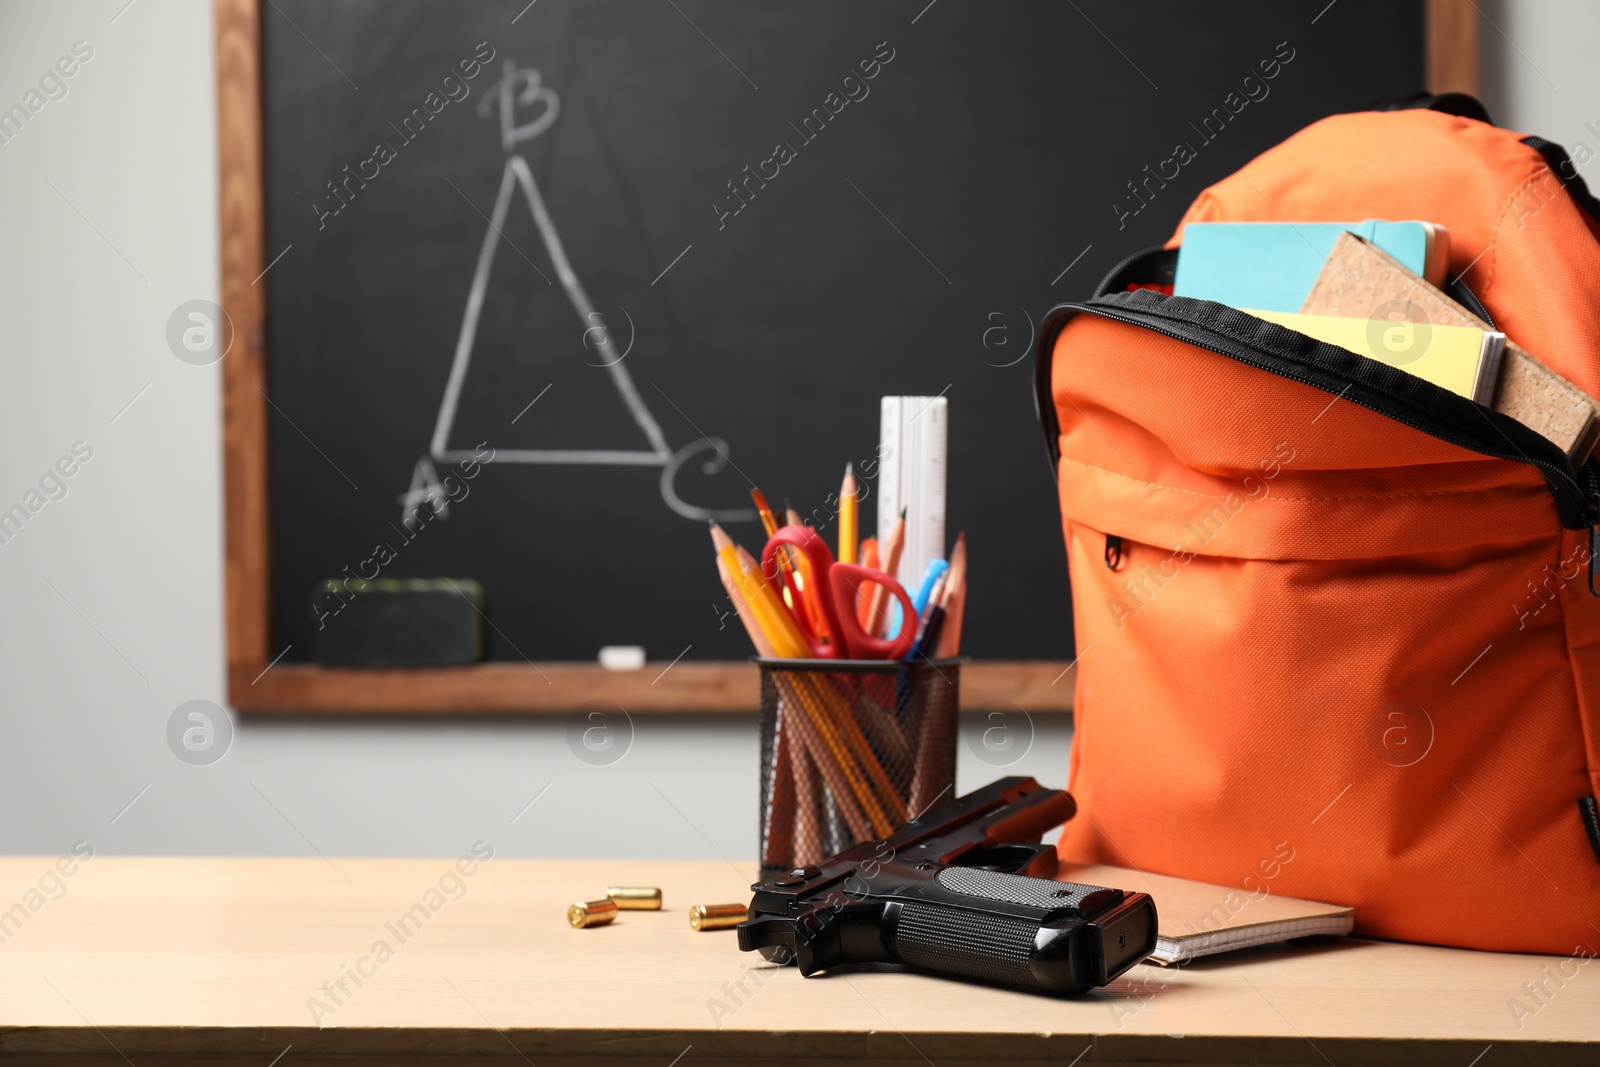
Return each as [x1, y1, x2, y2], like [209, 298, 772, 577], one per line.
[1244, 308, 1505, 406]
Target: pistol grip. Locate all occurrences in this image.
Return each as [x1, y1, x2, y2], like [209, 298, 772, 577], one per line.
[885, 893, 1155, 992]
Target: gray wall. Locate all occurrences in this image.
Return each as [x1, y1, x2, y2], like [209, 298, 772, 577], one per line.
[1, 0, 1593, 860]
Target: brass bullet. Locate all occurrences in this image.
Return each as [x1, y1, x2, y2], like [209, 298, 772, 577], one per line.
[568, 899, 619, 928]
[606, 886, 663, 910]
[689, 902, 747, 931]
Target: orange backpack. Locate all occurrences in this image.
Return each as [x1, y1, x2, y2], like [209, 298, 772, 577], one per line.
[1037, 96, 1600, 954]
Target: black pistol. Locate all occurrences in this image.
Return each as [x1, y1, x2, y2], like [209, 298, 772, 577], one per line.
[737, 777, 1156, 994]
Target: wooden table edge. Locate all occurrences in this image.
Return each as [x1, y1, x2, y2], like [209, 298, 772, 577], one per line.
[1, 1025, 1591, 1065]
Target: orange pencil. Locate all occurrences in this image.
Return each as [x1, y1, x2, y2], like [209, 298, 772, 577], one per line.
[857, 537, 879, 626]
[860, 538, 879, 569]
[866, 508, 907, 638]
[941, 531, 966, 604]
[751, 488, 781, 537]
[838, 464, 858, 565]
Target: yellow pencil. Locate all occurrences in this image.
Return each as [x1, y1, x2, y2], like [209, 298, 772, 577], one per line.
[717, 554, 775, 658]
[711, 524, 806, 656]
[838, 464, 858, 565]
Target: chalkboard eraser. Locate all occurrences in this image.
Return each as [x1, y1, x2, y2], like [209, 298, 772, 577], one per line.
[599, 646, 646, 671]
[311, 578, 483, 668]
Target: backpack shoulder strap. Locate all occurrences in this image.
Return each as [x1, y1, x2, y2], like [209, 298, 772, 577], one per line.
[1520, 135, 1600, 228]
[1368, 91, 1493, 124]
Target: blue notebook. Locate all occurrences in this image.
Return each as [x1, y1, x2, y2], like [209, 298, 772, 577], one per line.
[1172, 220, 1448, 312]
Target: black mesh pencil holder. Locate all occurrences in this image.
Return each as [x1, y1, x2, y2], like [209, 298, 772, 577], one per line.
[756, 657, 960, 878]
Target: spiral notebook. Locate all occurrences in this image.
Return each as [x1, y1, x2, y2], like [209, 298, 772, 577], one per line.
[1061, 863, 1355, 965]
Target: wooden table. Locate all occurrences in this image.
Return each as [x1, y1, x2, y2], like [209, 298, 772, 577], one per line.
[0, 856, 1593, 1065]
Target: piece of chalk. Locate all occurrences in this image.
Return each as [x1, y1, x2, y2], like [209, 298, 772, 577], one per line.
[599, 646, 646, 671]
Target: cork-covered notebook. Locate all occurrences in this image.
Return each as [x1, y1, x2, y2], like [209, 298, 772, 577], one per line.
[1302, 231, 1599, 461]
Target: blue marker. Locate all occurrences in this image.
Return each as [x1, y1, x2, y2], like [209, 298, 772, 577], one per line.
[889, 557, 948, 636]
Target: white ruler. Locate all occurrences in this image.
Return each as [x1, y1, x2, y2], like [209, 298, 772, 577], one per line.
[877, 396, 948, 588]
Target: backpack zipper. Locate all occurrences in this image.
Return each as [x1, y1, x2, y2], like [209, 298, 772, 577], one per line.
[1092, 243, 1499, 328]
[1093, 245, 1176, 297]
[1036, 290, 1600, 541]
[1587, 461, 1600, 596]
[1104, 534, 1123, 570]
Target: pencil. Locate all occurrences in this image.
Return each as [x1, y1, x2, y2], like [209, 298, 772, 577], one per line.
[909, 539, 964, 807]
[934, 531, 966, 658]
[782, 501, 831, 645]
[779, 670, 884, 835]
[732, 542, 804, 650]
[742, 597, 901, 831]
[759, 547, 908, 826]
[838, 464, 858, 565]
[762, 703, 797, 868]
[710, 520, 908, 843]
[908, 678, 955, 818]
[780, 684, 871, 841]
[712, 523, 794, 652]
[854, 690, 912, 774]
[857, 537, 879, 626]
[717, 554, 775, 657]
[730, 547, 810, 656]
[719, 518, 809, 863]
[750, 487, 809, 630]
[751, 487, 781, 537]
[940, 531, 966, 609]
[719, 533, 899, 832]
[788, 720, 825, 865]
[866, 508, 907, 638]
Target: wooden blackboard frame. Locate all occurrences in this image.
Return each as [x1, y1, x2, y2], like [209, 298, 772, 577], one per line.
[215, 0, 1477, 715]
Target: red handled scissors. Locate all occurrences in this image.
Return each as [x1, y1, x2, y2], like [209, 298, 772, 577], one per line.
[761, 524, 917, 660]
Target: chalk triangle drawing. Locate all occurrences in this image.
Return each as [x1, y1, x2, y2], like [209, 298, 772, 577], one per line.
[428, 61, 753, 523]
[430, 152, 672, 467]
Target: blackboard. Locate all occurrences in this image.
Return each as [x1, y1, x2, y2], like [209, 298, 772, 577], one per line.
[236, 0, 1429, 708]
